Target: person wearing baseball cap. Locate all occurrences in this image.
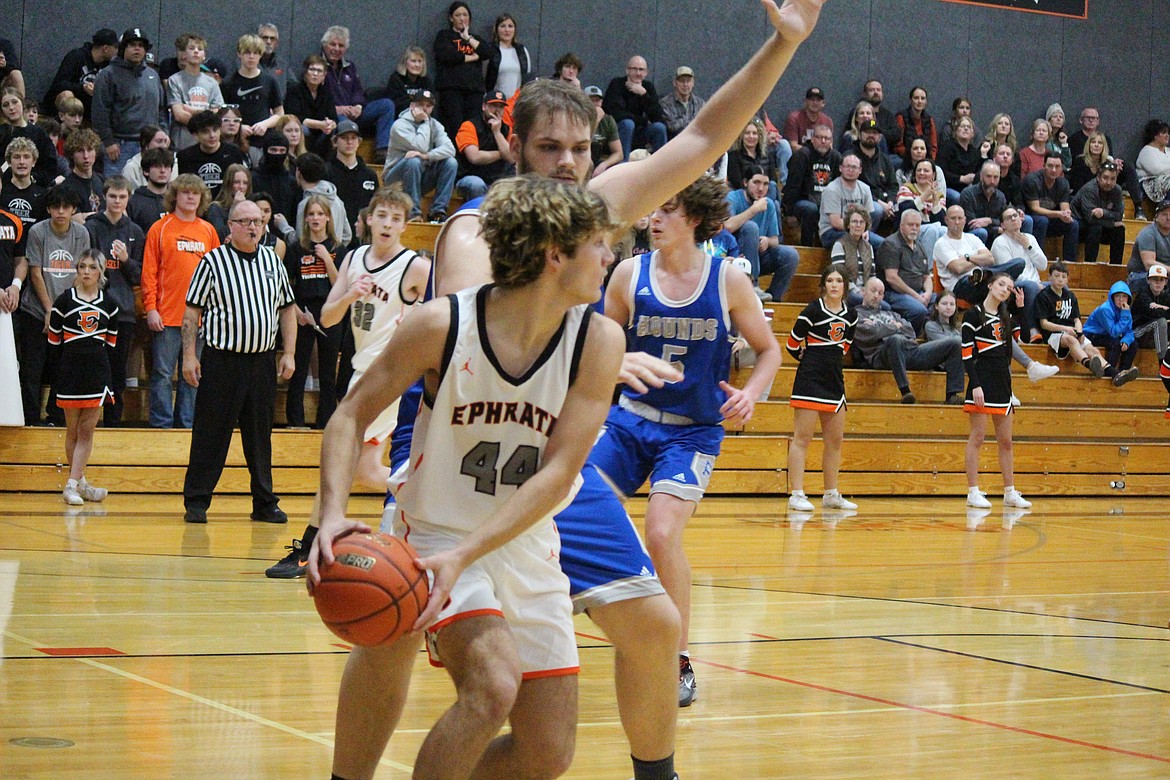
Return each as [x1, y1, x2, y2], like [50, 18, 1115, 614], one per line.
[382, 86, 456, 222]
[784, 85, 833, 154]
[41, 29, 120, 118]
[453, 89, 515, 201]
[1128, 198, 1170, 287]
[1072, 159, 1126, 264]
[328, 117, 379, 248]
[1131, 263, 1170, 357]
[92, 26, 165, 177]
[660, 65, 705, 140]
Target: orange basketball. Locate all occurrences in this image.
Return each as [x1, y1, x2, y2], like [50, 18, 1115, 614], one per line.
[313, 532, 430, 646]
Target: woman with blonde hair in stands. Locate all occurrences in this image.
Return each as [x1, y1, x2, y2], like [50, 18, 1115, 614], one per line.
[981, 113, 1017, 159]
[839, 100, 885, 154]
[1070, 131, 1112, 193]
[205, 164, 252, 236]
[726, 117, 778, 199]
[276, 114, 308, 161]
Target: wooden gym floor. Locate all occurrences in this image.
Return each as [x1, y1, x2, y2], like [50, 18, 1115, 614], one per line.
[1, 491, 1168, 778]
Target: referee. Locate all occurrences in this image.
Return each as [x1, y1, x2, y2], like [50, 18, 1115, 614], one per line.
[180, 200, 297, 524]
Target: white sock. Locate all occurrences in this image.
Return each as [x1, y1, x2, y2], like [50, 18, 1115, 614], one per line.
[968, 486, 982, 495]
[1004, 485, 1015, 494]
[791, 490, 806, 497]
[66, 478, 78, 489]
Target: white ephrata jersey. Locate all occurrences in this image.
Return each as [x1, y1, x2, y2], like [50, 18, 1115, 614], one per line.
[392, 285, 591, 536]
[347, 245, 421, 372]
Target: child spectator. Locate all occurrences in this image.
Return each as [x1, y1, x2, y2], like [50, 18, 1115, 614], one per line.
[1131, 263, 1170, 357]
[248, 192, 287, 260]
[1083, 280, 1141, 386]
[48, 248, 117, 504]
[1035, 261, 1113, 379]
[924, 290, 961, 343]
[272, 153, 352, 247]
[167, 33, 224, 151]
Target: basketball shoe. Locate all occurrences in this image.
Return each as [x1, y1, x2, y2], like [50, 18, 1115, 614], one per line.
[266, 539, 309, 579]
[679, 655, 697, 707]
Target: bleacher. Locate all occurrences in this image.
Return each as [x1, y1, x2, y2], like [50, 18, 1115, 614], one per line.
[3, 213, 1165, 499]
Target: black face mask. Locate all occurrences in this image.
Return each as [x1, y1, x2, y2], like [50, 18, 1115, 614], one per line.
[261, 150, 288, 171]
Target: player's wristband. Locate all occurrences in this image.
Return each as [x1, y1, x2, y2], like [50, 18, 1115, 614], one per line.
[10, 277, 21, 290]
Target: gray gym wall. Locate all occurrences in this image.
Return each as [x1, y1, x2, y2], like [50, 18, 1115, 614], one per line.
[6, 0, 1166, 160]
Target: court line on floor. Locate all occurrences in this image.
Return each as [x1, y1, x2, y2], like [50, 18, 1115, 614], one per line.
[0, 627, 414, 775]
[690, 655, 1170, 764]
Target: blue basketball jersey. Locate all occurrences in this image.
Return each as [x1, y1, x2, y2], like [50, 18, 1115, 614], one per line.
[620, 251, 734, 424]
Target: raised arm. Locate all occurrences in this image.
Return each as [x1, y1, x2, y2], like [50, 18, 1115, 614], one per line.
[592, 0, 827, 224]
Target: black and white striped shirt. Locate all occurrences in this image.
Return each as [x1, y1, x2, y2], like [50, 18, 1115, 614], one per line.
[186, 243, 295, 353]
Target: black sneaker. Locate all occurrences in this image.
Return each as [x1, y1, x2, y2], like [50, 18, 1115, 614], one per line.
[251, 507, 289, 524]
[1112, 367, 1140, 387]
[678, 656, 697, 707]
[184, 507, 207, 524]
[967, 267, 988, 287]
[266, 539, 308, 578]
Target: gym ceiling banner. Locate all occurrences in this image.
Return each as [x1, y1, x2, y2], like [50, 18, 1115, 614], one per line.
[939, 0, 1087, 18]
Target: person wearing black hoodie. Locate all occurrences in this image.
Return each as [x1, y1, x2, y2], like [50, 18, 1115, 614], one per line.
[250, 128, 298, 224]
[782, 124, 841, 246]
[91, 29, 165, 178]
[432, 2, 497, 136]
[326, 120, 377, 249]
[84, 176, 143, 425]
[127, 148, 173, 234]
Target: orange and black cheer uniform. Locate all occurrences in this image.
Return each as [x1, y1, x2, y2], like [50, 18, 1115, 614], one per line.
[961, 304, 1019, 415]
[787, 298, 857, 412]
[47, 288, 119, 408]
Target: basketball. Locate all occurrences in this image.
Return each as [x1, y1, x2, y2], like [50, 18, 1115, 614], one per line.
[313, 532, 430, 646]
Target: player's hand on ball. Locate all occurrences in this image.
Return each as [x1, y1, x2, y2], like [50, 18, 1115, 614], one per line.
[411, 548, 467, 631]
[306, 516, 372, 593]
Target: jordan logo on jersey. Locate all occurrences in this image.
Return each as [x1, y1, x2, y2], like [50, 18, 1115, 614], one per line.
[460, 359, 474, 375]
[450, 400, 558, 436]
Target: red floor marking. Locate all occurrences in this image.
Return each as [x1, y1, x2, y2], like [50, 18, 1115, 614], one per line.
[574, 631, 611, 644]
[331, 643, 353, 650]
[693, 656, 1170, 764]
[37, 647, 125, 656]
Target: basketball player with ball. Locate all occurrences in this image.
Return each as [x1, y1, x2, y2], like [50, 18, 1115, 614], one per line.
[309, 175, 625, 780]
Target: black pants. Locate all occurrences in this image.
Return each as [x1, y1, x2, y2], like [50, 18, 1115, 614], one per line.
[183, 347, 279, 514]
[1088, 332, 1137, 373]
[286, 301, 343, 428]
[1081, 222, 1126, 264]
[437, 89, 482, 142]
[103, 320, 134, 427]
[14, 309, 61, 425]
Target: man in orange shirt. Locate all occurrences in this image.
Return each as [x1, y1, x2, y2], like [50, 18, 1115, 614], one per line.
[140, 174, 218, 428]
[454, 90, 513, 201]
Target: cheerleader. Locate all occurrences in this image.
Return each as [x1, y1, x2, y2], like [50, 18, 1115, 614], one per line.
[786, 266, 858, 511]
[1161, 348, 1170, 418]
[47, 249, 118, 505]
[962, 272, 1031, 509]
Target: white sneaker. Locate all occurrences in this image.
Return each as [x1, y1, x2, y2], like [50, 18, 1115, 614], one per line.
[967, 488, 992, 509]
[822, 490, 858, 510]
[62, 480, 83, 506]
[1010, 393, 1021, 407]
[1003, 489, 1032, 508]
[1027, 362, 1059, 383]
[788, 492, 814, 511]
[79, 478, 107, 502]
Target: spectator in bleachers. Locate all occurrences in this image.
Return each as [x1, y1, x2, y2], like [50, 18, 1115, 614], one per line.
[127, 147, 172, 234]
[257, 23, 288, 104]
[121, 125, 176, 190]
[0, 198, 23, 427]
[1131, 263, 1170, 358]
[893, 86, 936, 160]
[454, 90, 513, 201]
[784, 87, 832, 154]
[1083, 280, 1141, 386]
[1068, 106, 1099, 160]
[1069, 131, 1111, 194]
[853, 276, 963, 405]
[959, 161, 1007, 247]
[603, 55, 667, 160]
[1024, 153, 1079, 261]
[851, 119, 897, 230]
[924, 290, 960, 342]
[880, 207, 937, 329]
[989, 205, 1043, 341]
[896, 137, 945, 189]
[938, 96, 972, 146]
[37, 118, 68, 180]
[0, 87, 58, 186]
[380, 89, 456, 223]
[896, 159, 947, 244]
[177, 109, 247, 199]
[433, 3, 496, 135]
[1073, 161, 1126, 265]
[934, 204, 1023, 301]
[284, 194, 342, 429]
[217, 105, 251, 159]
[1044, 104, 1072, 169]
[249, 192, 287, 260]
[167, 34, 224, 151]
[91, 29, 164, 178]
[284, 56, 337, 156]
[1, 138, 47, 234]
[828, 204, 877, 306]
[763, 118, 793, 188]
[327, 120, 378, 249]
[273, 153, 353, 247]
[484, 13, 532, 98]
[251, 128, 297, 224]
[1035, 260, 1109, 378]
[60, 127, 104, 218]
[726, 162, 798, 302]
[19, 186, 89, 426]
[782, 125, 841, 249]
[660, 66, 705, 141]
[1136, 119, 1170, 205]
[383, 46, 434, 124]
[221, 35, 283, 139]
[1070, 106, 1144, 218]
[938, 116, 980, 204]
[84, 176, 142, 426]
[204, 163, 251, 236]
[820, 153, 882, 250]
[1017, 119, 1051, 178]
[48, 249, 115, 504]
[41, 29, 118, 121]
[854, 79, 900, 164]
[551, 52, 582, 89]
[275, 114, 309, 163]
[1128, 200, 1170, 285]
[982, 113, 1018, 159]
[838, 100, 883, 154]
[727, 118, 779, 199]
[585, 86, 622, 179]
[318, 26, 365, 124]
[53, 96, 83, 155]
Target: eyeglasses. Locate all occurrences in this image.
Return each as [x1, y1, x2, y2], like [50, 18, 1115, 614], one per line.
[230, 218, 264, 227]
